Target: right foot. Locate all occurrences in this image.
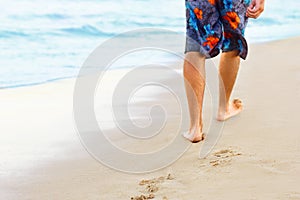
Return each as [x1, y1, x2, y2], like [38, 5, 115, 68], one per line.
[217, 99, 243, 121]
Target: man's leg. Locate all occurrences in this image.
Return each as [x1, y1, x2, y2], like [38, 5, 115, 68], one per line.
[217, 50, 243, 121]
[182, 52, 206, 142]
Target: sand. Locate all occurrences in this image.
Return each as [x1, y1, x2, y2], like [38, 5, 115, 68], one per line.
[0, 37, 300, 200]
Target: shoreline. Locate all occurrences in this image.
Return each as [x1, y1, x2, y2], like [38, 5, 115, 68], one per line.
[2, 35, 300, 90]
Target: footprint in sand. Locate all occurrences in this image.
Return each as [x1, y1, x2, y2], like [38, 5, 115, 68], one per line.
[286, 192, 300, 200]
[131, 174, 174, 200]
[139, 176, 165, 186]
[277, 192, 300, 200]
[131, 194, 155, 200]
[258, 159, 291, 174]
[209, 148, 242, 167]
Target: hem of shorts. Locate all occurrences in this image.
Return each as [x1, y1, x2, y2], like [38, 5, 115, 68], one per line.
[184, 49, 220, 59]
[222, 48, 247, 60]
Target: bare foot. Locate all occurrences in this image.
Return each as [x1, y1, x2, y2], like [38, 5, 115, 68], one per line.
[182, 130, 205, 143]
[217, 99, 243, 121]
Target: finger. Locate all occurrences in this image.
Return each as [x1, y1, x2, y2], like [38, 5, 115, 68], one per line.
[246, 11, 254, 18]
[247, 7, 256, 13]
[247, 6, 263, 15]
[246, 11, 261, 19]
[247, 5, 259, 13]
[248, 1, 256, 10]
[247, 10, 259, 16]
[246, 10, 258, 18]
[248, 3, 255, 10]
[246, 13, 255, 18]
[250, 9, 263, 16]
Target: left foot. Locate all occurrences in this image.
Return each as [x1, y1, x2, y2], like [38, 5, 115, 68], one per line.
[217, 99, 243, 121]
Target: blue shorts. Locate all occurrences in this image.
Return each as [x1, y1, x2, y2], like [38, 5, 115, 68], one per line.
[185, 0, 251, 59]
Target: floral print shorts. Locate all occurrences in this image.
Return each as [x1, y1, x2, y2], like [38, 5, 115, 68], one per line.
[185, 0, 251, 59]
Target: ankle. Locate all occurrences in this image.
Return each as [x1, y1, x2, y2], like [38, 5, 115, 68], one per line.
[189, 125, 202, 134]
[219, 101, 230, 112]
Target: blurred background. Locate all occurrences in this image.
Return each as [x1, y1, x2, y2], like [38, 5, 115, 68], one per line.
[1, 0, 300, 88]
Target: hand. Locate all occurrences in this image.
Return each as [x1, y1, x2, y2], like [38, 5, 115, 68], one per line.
[246, 0, 265, 19]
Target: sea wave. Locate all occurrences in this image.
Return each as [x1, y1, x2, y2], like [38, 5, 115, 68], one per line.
[59, 25, 116, 37]
[0, 30, 29, 38]
[0, 0, 300, 89]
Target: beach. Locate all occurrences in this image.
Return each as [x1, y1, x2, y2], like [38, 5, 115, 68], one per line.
[0, 37, 300, 200]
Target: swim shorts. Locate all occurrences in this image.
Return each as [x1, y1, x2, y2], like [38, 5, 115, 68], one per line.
[185, 0, 251, 59]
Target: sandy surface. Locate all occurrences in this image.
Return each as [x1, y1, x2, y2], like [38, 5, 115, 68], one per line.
[0, 37, 300, 200]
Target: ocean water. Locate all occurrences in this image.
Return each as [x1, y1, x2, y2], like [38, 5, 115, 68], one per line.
[1, 0, 300, 88]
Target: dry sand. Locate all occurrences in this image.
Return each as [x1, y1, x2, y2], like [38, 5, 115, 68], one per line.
[0, 37, 300, 200]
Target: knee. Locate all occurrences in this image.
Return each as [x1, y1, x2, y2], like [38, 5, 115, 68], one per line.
[184, 52, 205, 73]
[184, 51, 206, 61]
[183, 61, 205, 80]
[183, 61, 195, 77]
